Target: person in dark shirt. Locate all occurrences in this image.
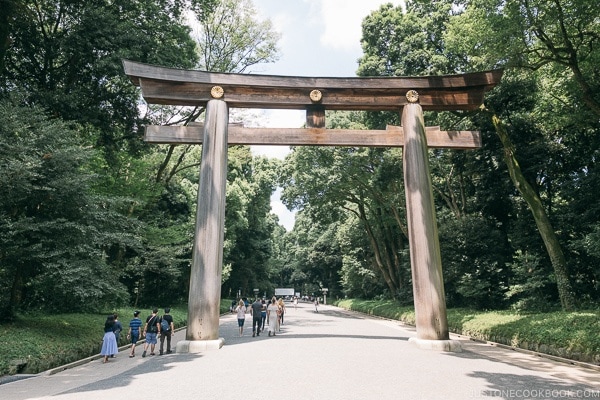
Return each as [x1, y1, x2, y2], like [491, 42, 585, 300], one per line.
[159, 307, 174, 355]
[250, 298, 262, 337]
[260, 299, 267, 332]
[111, 313, 123, 358]
[142, 308, 160, 357]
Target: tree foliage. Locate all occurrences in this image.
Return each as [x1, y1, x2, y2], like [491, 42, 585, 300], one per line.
[0, 0, 283, 315]
[277, 0, 600, 311]
[0, 99, 138, 316]
[1, 0, 219, 163]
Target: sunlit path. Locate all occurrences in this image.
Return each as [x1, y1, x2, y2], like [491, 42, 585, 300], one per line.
[1, 302, 598, 400]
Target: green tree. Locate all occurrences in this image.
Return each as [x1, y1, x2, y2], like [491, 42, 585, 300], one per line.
[1, 0, 215, 162]
[194, 0, 280, 73]
[0, 0, 221, 312]
[447, 0, 600, 115]
[281, 141, 410, 299]
[354, 0, 600, 310]
[0, 99, 139, 316]
[444, 0, 600, 310]
[154, 0, 280, 183]
[221, 149, 280, 298]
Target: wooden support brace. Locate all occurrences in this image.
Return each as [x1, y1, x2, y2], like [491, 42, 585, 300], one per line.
[306, 106, 326, 128]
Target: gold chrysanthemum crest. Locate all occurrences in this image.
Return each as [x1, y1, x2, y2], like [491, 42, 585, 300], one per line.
[210, 86, 224, 99]
[406, 90, 419, 103]
[309, 89, 322, 102]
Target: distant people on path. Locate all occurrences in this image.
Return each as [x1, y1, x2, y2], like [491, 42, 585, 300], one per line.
[260, 299, 267, 332]
[127, 310, 142, 357]
[314, 298, 319, 312]
[159, 307, 174, 355]
[267, 298, 279, 336]
[235, 300, 246, 336]
[293, 296, 298, 310]
[100, 315, 118, 364]
[142, 308, 160, 357]
[230, 299, 237, 313]
[251, 297, 262, 337]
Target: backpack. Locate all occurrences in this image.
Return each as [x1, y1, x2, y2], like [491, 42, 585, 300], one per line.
[160, 317, 170, 332]
[148, 315, 159, 333]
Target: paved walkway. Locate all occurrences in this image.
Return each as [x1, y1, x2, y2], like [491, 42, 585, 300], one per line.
[1, 302, 599, 400]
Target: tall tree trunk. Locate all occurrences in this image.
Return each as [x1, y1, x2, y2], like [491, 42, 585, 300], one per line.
[490, 112, 576, 311]
[345, 201, 400, 297]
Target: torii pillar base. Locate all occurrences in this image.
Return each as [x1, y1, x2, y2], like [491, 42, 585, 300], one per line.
[176, 338, 225, 354]
[409, 337, 462, 352]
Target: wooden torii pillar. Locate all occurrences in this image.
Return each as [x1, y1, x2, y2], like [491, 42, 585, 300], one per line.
[123, 60, 502, 352]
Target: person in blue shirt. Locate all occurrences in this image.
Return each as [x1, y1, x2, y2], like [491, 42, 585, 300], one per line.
[127, 311, 143, 357]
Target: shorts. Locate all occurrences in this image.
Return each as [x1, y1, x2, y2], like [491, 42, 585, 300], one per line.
[237, 318, 245, 327]
[145, 332, 158, 344]
[130, 331, 140, 344]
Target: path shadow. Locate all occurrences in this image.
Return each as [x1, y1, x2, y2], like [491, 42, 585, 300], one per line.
[466, 371, 597, 399]
[58, 353, 203, 395]
[445, 341, 600, 389]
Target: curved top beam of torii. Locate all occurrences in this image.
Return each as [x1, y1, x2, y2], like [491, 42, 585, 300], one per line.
[123, 60, 503, 112]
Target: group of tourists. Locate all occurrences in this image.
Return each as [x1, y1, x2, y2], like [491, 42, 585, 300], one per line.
[100, 307, 174, 363]
[101, 297, 296, 362]
[235, 296, 286, 337]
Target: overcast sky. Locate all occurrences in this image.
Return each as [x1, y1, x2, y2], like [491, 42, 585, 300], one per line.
[247, 0, 405, 230]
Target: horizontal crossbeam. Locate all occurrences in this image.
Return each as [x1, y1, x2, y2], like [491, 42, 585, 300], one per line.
[124, 60, 503, 112]
[144, 124, 481, 149]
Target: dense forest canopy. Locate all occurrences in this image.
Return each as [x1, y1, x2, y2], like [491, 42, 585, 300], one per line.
[0, 0, 598, 319]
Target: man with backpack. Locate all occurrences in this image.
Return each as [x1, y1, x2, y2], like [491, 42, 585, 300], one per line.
[159, 307, 174, 355]
[142, 308, 160, 357]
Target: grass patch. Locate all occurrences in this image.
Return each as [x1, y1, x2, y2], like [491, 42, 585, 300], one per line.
[334, 299, 600, 364]
[0, 301, 231, 377]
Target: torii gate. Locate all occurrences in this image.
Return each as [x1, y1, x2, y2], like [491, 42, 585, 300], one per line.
[123, 60, 502, 352]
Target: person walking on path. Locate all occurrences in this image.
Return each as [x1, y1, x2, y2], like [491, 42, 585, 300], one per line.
[278, 298, 286, 327]
[266, 298, 279, 336]
[260, 299, 267, 332]
[100, 315, 118, 364]
[314, 298, 319, 312]
[142, 308, 160, 357]
[159, 307, 174, 355]
[235, 300, 246, 336]
[111, 313, 123, 357]
[126, 310, 142, 357]
[250, 297, 262, 337]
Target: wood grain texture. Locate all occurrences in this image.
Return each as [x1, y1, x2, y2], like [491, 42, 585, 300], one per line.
[124, 60, 503, 111]
[186, 99, 228, 341]
[402, 103, 450, 341]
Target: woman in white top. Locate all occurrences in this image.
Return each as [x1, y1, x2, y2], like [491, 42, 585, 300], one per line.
[267, 298, 279, 336]
[235, 300, 246, 336]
